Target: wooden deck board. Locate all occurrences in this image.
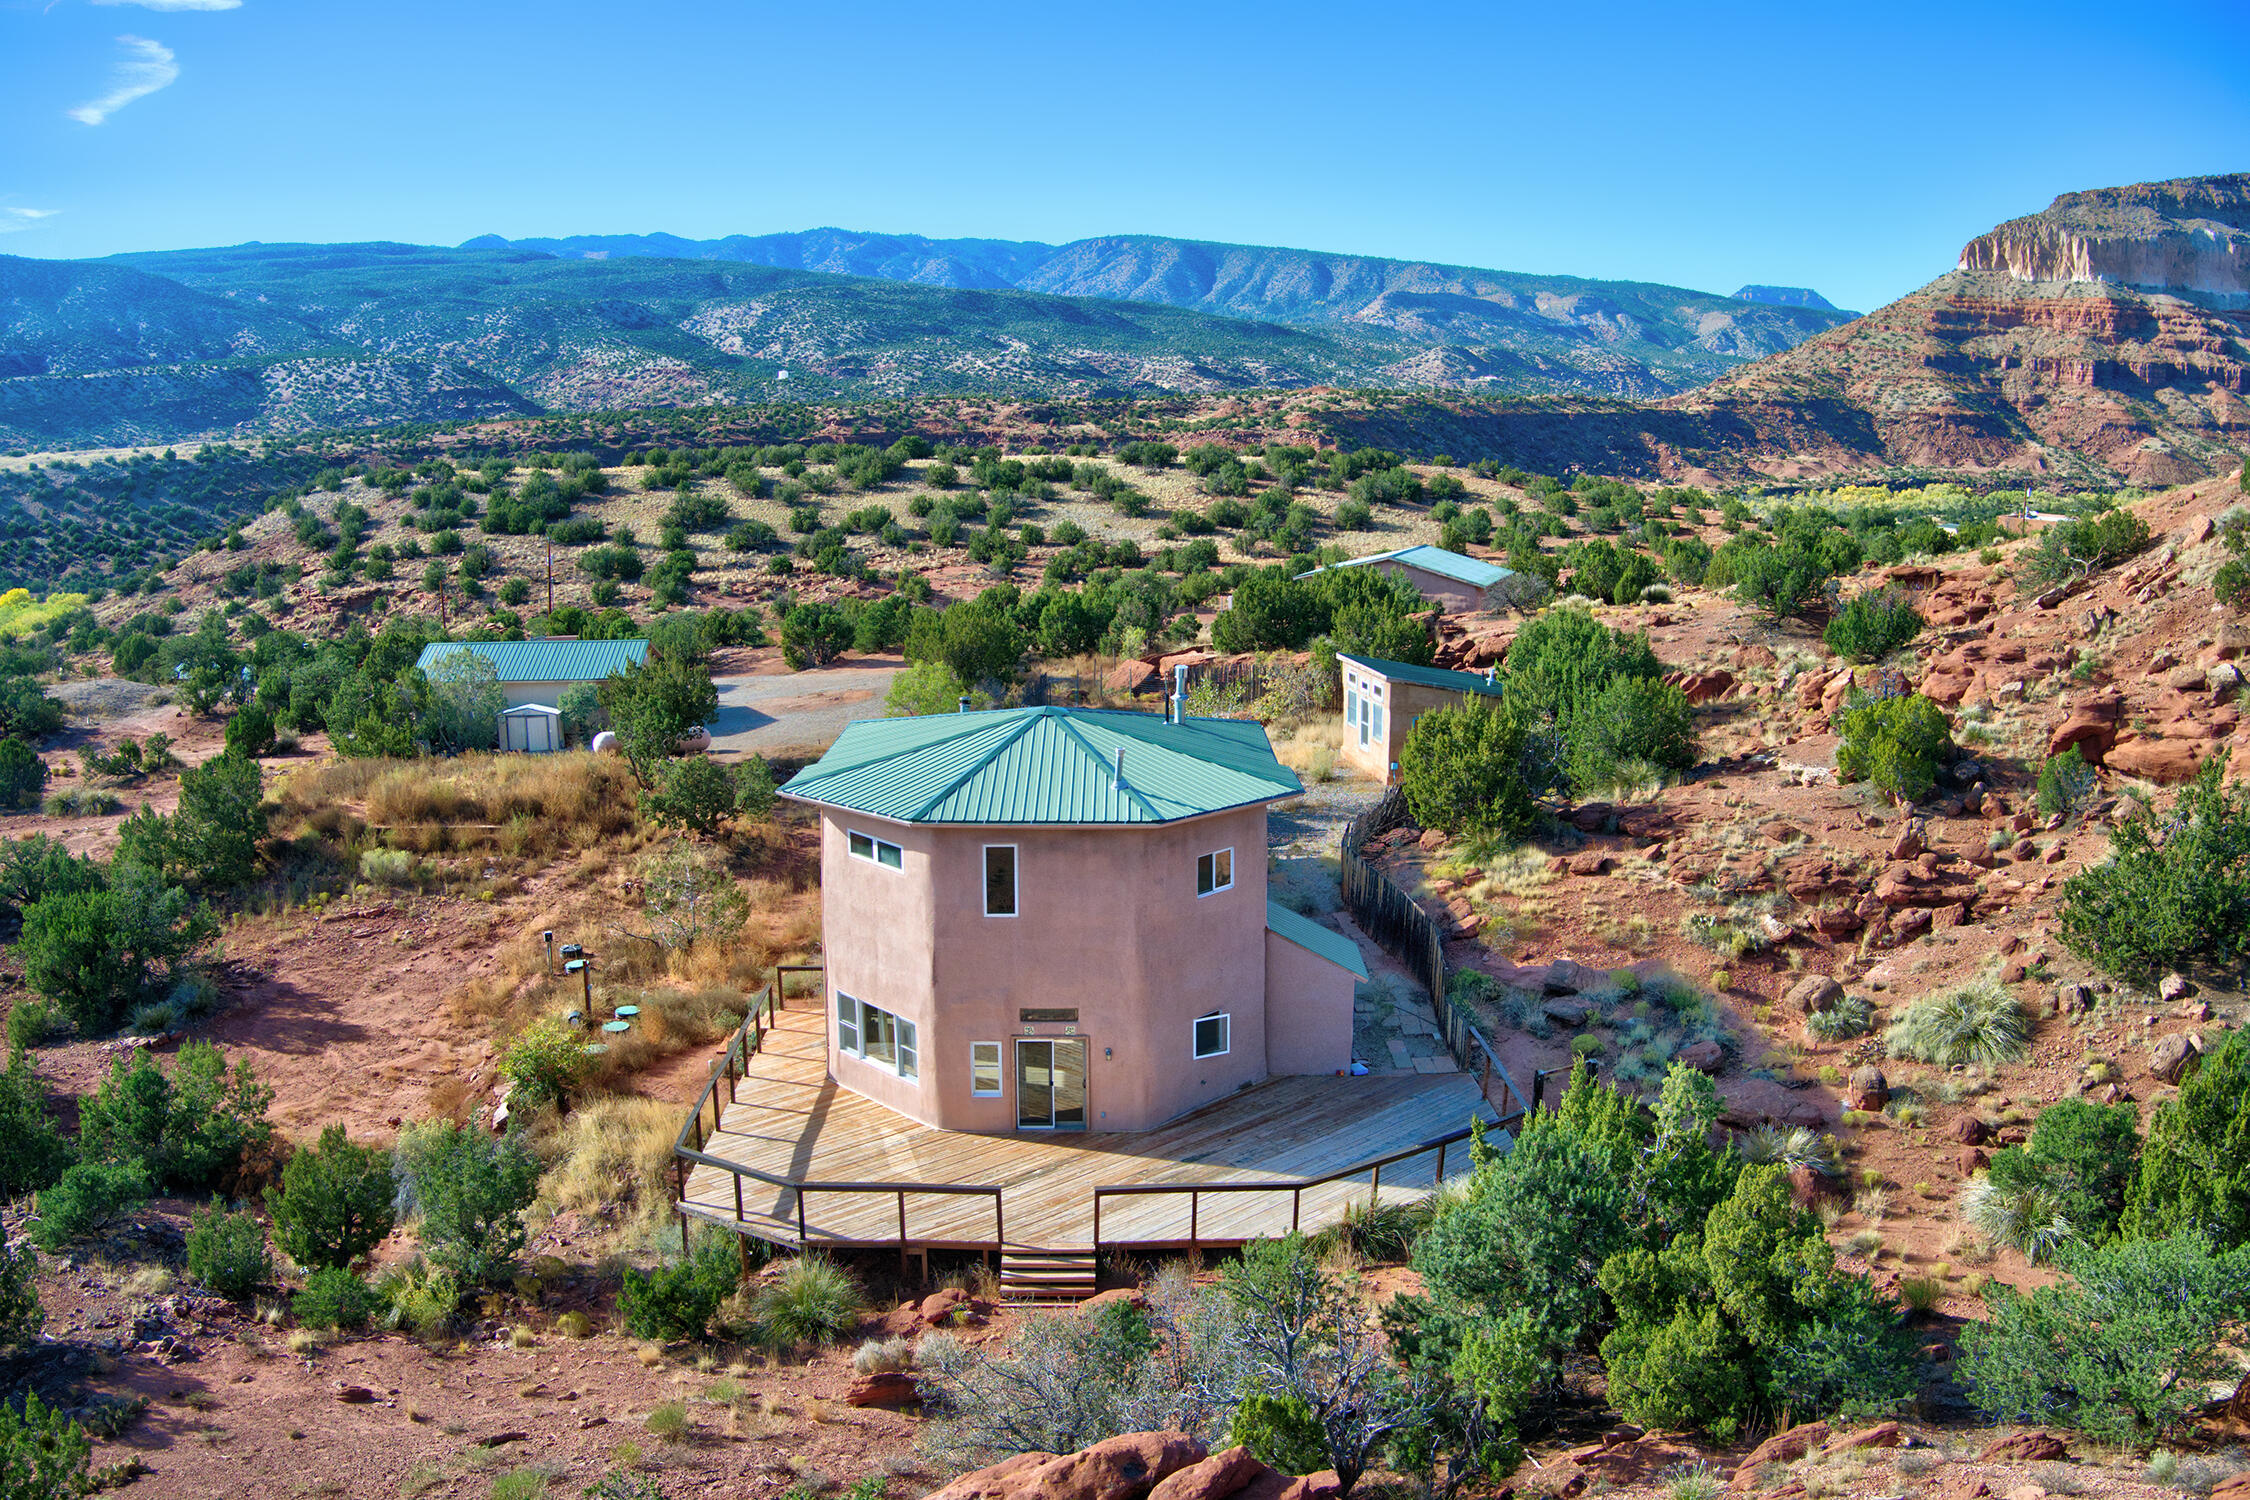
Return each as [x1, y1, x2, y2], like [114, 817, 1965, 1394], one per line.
[681, 1008, 1496, 1252]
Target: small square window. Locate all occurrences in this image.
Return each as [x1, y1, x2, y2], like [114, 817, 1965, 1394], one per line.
[1197, 848, 1233, 897]
[1193, 1013, 1231, 1059]
[878, 841, 902, 869]
[985, 845, 1018, 916]
[971, 1041, 1001, 1096]
[848, 831, 873, 861]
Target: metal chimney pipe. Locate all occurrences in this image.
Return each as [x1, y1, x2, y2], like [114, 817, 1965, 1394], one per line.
[1112, 746, 1126, 790]
[1172, 664, 1188, 724]
[958, 695, 970, 714]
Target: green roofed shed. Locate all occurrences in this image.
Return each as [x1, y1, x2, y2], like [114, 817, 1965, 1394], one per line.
[415, 639, 648, 682]
[1265, 899, 1369, 981]
[781, 705, 1302, 825]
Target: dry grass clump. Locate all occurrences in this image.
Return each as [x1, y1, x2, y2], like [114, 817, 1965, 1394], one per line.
[539, 1096, 683, 1241]
[1884, 976, 2031, 1069]
[277, 752, 642, 859]
[1271, 716, 1347, 783]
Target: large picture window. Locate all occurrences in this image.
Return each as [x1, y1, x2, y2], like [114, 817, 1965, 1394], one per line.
[1193, 1012, 1231, 1059]
[836, 993, 918, 1081]
[984, 845, 1018, 917]
[1196, 848, 1233, 897]
[848, 830, 903, 869]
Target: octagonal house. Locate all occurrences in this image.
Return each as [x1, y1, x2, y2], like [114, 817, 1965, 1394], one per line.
[779, 703, 1368, 1134]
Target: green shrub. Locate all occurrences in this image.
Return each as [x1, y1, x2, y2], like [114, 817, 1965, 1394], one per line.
[293, 1267, 379, 1330]
[0, 1233, 43, 1352]
[1959, 1234, 2250, 1444]
[266, 1124, 395, 1271]
[1961, 1173, 2076, 1264]
[1333, 500, 1373, 531]
[224, 701, 277, 760]
[2122, 1029, 2250, 1248]
[497, 1018, 592, 1114]
[0, 739, 47, 812]
[0, 835, 106, 916]
[1227, 1392, 1329, 1475]
[115, 749, 269, 889]
[2035, 746, 2098, 819]
[1568, 676, 1696, 792]
[185, 1204, 271, 1301]
[17, 863, 217, 1034]
[1804, 995, 1873, 1042]
[77, 1040, 274, 1193]
[359, 847, 418, 886]
[0, 1393, 92, 1500]
[0, 1045, 73, 1198]
[1823, 589, 1923, 663]
[1398, 701, 1538, 838]
[2059, 756, 2250, 983]
[2018, 507, 2150, 589]
[1834, 692, 1951, 804]
[393, 1122, 541, 1284]
[618, 1229, 746, 1342]
[30, 1160, 150, 1249]
[1883, 978, 2029, 1069]
[371, 1256, 460, 1337]
[639, 756, 737, 836]
[1993, 1099, 2140, 1242]
[751, 1256, 863, 1352]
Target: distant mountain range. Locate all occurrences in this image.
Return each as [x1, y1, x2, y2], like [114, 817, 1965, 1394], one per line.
[0, 227, 1854, 448]
[1320, 175, 2250, 488]
[1732, 285, 1838, 310]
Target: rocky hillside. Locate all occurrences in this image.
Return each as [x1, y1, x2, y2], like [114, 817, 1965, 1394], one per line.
[1671, 174, 2250, 487]
[466, 229, 1857, 399]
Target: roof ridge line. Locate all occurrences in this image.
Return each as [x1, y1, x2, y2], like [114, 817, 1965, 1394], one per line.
[792, 711, 1008, 786]
[904, 712, 1048, 821]
[1055, 714, 1163, 822]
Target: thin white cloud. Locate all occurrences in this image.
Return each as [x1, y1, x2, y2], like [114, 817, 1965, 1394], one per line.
[0, 208, 60, 234]
[67, 34, 178, 125]
[90, 0, 241, 9]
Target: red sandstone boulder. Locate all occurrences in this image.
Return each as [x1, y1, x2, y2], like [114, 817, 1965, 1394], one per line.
[847, 1372, 921, 1408]
[923, 1451, 1060, 1500]
[1030, 1433, 1209, 1500]
[1730, 1422, 1830, 1488]
[1823, 1422, 1904, 1454]
[1978, 1431, 2069, 1463]
[2106, 736, 2204, 784]
[1148, 1447, 1268, 1500]
[1786, 975, 1844, 1014]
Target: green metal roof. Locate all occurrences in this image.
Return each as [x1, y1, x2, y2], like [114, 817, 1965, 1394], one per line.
[415, 638, 647, 682]
[1265, 900, 1370, 981]
[1299, 544, 1513, 589]
[781, 706, 1302, 825]
[1339, 653, 1505, 698]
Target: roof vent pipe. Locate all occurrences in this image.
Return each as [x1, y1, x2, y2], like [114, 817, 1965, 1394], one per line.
[1172, 664, 1188, 725]
[958, 695, 970, 714]
[1112, 746, 1127, 790]
[1486, 664, 1497, 686]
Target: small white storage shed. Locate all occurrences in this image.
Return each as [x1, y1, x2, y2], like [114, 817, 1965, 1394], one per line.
[500, 703, 563, 754]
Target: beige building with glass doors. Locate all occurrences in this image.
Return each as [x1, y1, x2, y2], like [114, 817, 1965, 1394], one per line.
[781, 704, 1370, 1134]
[1339, 653, 1507, 783]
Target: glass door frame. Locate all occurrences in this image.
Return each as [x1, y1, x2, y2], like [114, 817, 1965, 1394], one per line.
[1014, 1037, 1089, 1132]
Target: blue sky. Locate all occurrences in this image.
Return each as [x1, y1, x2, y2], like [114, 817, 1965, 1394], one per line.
[3, 0, 2245, 312]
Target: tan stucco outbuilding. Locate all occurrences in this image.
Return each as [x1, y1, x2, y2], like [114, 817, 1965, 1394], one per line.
[1339, 652, 1507, 785]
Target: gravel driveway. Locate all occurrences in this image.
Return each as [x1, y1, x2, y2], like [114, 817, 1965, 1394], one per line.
[706, 658, 902, 758]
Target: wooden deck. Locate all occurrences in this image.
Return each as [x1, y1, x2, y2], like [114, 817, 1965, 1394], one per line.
[679, 1006, 1496, 1253]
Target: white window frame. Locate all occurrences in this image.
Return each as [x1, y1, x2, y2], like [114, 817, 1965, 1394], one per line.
[835, 991, 917, 1082]
[1197, 847, 1234, 898]
[847, 828, 903, 870]
[1370, 702, 1384, 741]
[983, 843, 1019, 918]
[1193, 1012, 1231, 1059]
[970, 1041, 1002, 1096]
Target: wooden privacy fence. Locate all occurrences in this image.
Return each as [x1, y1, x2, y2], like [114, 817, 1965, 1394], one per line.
[1340, 789, 1543, 1131]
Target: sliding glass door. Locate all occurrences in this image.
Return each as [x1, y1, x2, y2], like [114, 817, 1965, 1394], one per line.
[1015, 1039, 1087, 1131]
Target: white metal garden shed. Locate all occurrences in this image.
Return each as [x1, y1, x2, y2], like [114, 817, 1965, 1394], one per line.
[500, 703, 562, 754]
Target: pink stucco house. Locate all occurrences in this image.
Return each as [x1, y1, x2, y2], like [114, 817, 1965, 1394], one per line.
[779, 704, 1369, 1134]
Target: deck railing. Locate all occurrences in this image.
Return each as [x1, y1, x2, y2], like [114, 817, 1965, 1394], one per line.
[1341, 789, 1541, 1130]
[1090, 1121, 1481, 1252]
[670, 964, 1007, 1264]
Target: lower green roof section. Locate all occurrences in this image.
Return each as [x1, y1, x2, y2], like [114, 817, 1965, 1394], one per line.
[1266, 899, 1370, 981]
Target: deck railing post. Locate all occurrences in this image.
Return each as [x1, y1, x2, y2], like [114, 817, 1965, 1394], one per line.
[1189, 1191, 1198, 1251]
[796, 1190, 808, 1248]
[1436, 1139, 1447, 1181]
[681, 1208, 690, 1257]
[1291, 1188, 1301, 1233]
[897, 1191, 909, 1276]
[1370, 1161, 1382, 1207]
[993, 1191, 1004, 1250]
[1091, 1193, 1101, 1251]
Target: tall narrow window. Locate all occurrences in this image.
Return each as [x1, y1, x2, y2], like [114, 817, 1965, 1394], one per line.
[1197, 848, 1234, 897]
[971, 1042, 1002, 1096]
[836, 992, 860, 1055]
[985, 845, 1018, 917]
[897, 1017, 919, 1080]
